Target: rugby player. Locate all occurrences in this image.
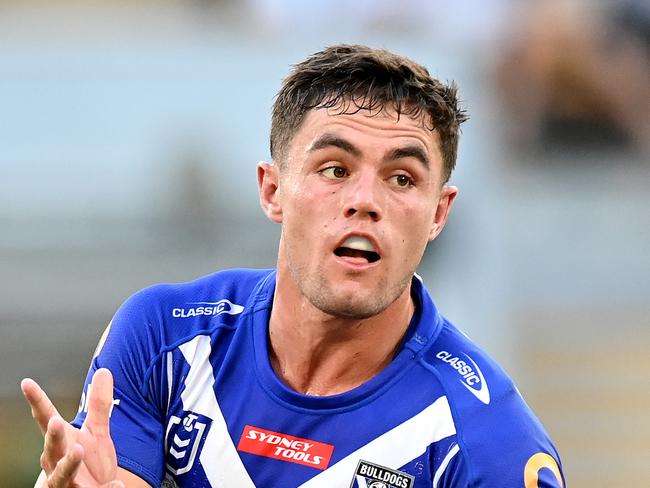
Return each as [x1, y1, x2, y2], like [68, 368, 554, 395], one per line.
[22, 44, 564, 487]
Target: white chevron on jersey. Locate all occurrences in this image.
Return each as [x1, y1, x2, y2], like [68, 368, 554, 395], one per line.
[178, 335, 255, 487]
[298, 396, 456, 488]
[355, 476, 369, 488]
[433, 443, 460, 488]
[166, 352, 173, 416]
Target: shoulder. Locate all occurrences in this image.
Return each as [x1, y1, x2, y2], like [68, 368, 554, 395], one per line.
[123, 268, 273, 309]
[108, 268, 274, 351]
[420, 319, 564, 487]
[118, 268, 273, 319]
[421, 319, 510, 409]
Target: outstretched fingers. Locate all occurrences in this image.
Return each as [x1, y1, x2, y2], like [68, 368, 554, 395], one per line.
[41, 416, 68, 473]
[46, 443, 83, 487]
[21, 378, 61, 435]
[84, 368, 115, 437]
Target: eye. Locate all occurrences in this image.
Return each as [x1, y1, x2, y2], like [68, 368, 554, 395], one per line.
[389, 174, 414, 188]
[320, 166, 348, 179]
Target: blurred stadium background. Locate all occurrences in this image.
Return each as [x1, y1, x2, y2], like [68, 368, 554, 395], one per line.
[1, 0, 648, 486]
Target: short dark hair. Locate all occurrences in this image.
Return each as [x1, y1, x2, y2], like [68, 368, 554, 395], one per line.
[270, 44, 468, 182]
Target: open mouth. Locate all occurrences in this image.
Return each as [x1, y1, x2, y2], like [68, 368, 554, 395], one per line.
[334, 247, 381, 263]
[334, 236, 381, 264]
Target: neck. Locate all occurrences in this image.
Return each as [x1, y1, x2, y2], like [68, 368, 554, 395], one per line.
[268, 268, 415, 397]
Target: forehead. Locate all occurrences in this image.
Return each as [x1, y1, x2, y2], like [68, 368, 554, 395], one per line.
[290, 106, 441, 159]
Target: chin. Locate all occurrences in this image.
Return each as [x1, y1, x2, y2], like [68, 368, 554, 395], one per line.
[309, 289, 392, 320]
[317, 301, 386, 320]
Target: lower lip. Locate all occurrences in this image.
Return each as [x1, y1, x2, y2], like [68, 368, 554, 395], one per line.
[333, 254, 380, 271]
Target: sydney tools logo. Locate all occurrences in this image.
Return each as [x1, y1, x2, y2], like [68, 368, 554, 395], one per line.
[237, 425, 334, 470]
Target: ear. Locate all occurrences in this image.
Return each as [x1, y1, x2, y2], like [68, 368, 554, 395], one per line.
[428, 185, 458, 241]
[257, 161, 283, 223]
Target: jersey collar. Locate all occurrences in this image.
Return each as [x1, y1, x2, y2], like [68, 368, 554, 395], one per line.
[249, 270, 443, 412]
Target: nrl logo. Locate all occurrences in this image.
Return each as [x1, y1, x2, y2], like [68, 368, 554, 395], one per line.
[165, 411, 212, 476]
[349, 460, 415, 488]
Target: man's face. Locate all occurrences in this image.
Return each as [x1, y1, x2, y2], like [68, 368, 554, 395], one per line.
[259, 106, 456, 319]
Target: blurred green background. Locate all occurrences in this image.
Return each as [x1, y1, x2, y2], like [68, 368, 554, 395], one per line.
[1, 0, 649, 486]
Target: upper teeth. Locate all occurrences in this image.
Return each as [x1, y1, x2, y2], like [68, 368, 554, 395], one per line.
[341, 236, 375, 252]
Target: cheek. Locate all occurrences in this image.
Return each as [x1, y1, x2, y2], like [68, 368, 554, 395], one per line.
[282, 188, 327, 238]
[397, 203, 435, 247]
[280, 184, 308, 216]
[291, 183, 339, 216]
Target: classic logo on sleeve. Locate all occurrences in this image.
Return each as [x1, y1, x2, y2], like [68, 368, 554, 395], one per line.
[435, 350, 491, 405]
[171, 299, 244, 319]
[165, 411, 213, 476]
[349, 460, 415, 488]
[237, 425, 334, 470]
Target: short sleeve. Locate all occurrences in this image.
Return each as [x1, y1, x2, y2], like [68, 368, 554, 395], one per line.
[71, 287, 168, 487]
[427, 323, 565, 488]
[441, 386, 566, 488]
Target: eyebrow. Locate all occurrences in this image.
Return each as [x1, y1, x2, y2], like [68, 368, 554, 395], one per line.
[308, 133, 429, 169]
[384, 145, 430, 169]
[308, 133, 362, 157]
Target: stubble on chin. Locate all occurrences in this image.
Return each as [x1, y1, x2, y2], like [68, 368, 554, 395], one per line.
[297, 266, 413, 320]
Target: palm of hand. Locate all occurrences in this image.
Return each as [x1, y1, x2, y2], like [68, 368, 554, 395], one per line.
[70, 421, 119, 487]
[23, 368, 122, 488]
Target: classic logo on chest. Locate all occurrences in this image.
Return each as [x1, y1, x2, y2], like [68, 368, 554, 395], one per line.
[165, 411, 213, 476]
[237, 425, 334, 470]
[350, 460, 415, 488]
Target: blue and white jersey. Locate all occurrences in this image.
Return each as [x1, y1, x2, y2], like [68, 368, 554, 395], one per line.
[72, 269, 565, 488]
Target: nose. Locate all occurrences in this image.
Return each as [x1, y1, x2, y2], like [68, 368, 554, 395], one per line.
[343, 173, 382, 222]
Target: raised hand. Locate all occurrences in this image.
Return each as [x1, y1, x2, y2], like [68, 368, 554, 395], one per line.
[22, 368, 124, 488]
